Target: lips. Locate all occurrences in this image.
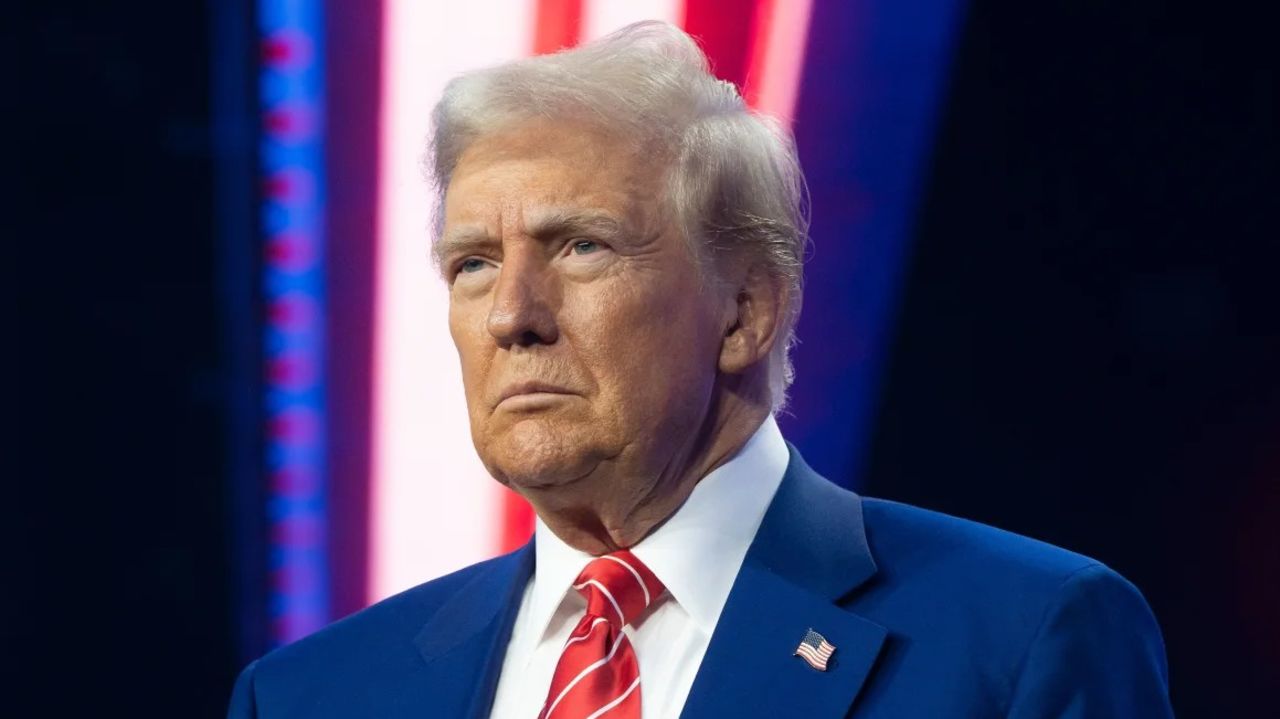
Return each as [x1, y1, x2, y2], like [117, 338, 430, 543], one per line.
[496, 381, 575, 406]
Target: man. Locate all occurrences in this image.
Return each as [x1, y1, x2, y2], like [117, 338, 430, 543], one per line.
[229, 21, 1173, 718]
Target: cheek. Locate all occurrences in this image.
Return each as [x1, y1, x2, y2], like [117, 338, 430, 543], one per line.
[448, 299, 492, 395]
[567, 274, 718, 409]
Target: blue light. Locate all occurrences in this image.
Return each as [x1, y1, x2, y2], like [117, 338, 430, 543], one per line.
[259, 0, 329, 646]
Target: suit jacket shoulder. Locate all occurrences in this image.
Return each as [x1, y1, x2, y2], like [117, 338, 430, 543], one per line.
[678, 447, 1170, 718]
[230, 550, 531, 718]
[860, 495, 1103, 606]
[848, 496, 1171, 717]
[269, 554, 495, 667]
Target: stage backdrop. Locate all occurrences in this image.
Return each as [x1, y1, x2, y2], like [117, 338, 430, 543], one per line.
[247, 0, 962, 650]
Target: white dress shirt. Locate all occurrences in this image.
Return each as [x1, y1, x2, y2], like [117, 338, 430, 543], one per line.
[487, 416, 790, 719]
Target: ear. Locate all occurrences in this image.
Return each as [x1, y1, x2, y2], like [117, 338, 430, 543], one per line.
[719, 263, 788, 375]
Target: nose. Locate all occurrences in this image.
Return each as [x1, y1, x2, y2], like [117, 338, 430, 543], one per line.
[486, 254, 560, 347]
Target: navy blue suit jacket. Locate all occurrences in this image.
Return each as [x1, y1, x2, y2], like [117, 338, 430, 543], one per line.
[229, 446, 1173, 717]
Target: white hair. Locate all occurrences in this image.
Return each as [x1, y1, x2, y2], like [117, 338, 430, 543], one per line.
[428, 21, 809, 411]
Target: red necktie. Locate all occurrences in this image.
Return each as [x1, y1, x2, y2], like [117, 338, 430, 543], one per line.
[537, 550, 666, 719]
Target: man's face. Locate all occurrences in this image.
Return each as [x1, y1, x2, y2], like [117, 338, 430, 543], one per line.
[441, 120, 727, 493]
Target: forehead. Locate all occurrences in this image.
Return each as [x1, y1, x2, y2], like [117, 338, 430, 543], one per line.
[443, 120, 662, 228]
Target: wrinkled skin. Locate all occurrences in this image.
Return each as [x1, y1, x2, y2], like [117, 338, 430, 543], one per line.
[440, 119, 785, 554]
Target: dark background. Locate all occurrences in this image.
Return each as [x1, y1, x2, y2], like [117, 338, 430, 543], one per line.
[863, 4, 1278, 716]
[13, 0, 1276, 716]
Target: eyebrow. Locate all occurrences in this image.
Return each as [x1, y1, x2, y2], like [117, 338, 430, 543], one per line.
[435, 226, 495, 268]
[434, 208, 627, 268]
[524, 208, 626, 243]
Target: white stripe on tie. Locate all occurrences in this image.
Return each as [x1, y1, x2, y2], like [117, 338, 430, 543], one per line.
[599, 555, 650, 607]
[544, 633, 630, 719]
[563, 617, 609, 649]
[572, 579, 625, 625]
[582, 676, 641, 719]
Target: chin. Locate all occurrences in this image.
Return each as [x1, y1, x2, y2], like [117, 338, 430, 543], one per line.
[480, 416, 606, 490]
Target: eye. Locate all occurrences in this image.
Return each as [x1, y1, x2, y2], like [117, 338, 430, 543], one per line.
[570, 240, 601, 255]
[458, 258, 489, 274]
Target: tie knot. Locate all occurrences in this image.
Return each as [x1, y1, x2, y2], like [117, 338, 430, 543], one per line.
[572, 550, 665, 628]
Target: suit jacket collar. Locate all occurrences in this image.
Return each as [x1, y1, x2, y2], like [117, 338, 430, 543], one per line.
[746, 442, 879, 601]
[678, 443, 887, 718]
[413, 544, 534, 718]
[412, 442, 885, 718]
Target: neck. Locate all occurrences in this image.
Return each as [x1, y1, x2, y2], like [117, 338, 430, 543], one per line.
[522, 377, 771, 555]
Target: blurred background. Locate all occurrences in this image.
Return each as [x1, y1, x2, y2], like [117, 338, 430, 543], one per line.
[12, 0, 1277, 716]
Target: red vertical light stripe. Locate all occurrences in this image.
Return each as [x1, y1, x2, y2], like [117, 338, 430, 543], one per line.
[680, 0, 763, 91]
[534, 0, 583, 55]
[499, 488, 537, 553]
[683, 0, 812, 117]
[741, 0, 776, 107]
[741, 0, 814, 122]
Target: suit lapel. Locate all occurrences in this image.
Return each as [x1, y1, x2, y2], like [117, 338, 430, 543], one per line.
[410, 542, 534, 719]
[679, 445, 887, 719]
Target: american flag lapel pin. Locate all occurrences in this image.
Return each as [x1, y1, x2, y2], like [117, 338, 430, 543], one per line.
[794, 628, 836, 671]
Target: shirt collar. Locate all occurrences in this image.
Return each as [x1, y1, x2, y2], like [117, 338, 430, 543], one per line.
[528, 415, 790, 637]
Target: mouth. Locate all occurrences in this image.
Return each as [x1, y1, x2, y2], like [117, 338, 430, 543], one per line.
[495, 381, 577, 409]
